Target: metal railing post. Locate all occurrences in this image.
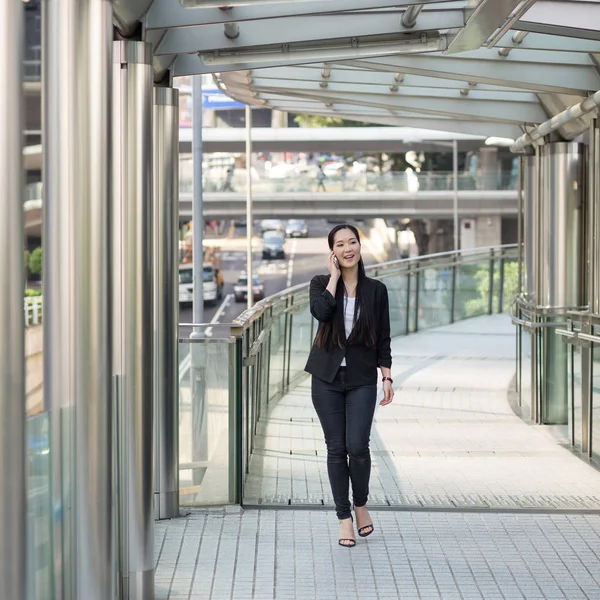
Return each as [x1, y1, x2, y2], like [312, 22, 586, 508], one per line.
[488, 249, 495, 315]
[414, 265, 421, 333]
[450, 262, 457, 324]
[405, 269, 412, 334]
[498, 255, 505, 314]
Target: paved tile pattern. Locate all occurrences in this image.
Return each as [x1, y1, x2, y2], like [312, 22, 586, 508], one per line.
[155, 508, 600, 600]
[244, 315, 600, 509]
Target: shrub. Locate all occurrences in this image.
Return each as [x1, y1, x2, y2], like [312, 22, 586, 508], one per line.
[29, 247, 42, 276]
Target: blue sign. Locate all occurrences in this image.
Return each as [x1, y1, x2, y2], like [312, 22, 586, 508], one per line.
[202, 91, 245, 111]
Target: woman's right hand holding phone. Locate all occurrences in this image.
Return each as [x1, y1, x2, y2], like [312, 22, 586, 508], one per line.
[328, 252, 340, 280]
[326, 253, 340, 296]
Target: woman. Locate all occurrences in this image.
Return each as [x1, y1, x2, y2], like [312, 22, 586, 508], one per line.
[305, 224, 394, 547]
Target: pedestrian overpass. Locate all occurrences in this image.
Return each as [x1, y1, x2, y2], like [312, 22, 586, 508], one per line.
[5, 2, 600, 600]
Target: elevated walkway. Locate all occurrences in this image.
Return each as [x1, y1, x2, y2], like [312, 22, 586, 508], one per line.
[179, 190, 517, 219]
[156, 315, 600, 599]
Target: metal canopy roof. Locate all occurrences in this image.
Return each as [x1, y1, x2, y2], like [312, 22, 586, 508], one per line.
[123, 0, 600, 141]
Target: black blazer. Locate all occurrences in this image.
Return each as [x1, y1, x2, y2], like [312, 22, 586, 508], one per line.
[304, 274, 392, 386]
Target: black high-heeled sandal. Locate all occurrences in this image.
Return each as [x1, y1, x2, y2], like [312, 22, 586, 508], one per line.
[357, 524, 374, 538]
[355, 507, 374, 537]
[338, 517, 356, 548]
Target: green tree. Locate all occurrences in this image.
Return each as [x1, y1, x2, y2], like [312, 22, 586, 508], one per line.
[291, 114, 377, 128]
[24, 249, 30, 279]
[29, 247, 43, 277]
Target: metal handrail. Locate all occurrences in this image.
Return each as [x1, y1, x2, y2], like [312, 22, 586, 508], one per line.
[231, 244, 519, 333]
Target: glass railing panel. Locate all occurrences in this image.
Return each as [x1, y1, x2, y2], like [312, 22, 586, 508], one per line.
[26, 412, 52, 599]
[180, 170, 517, 194]
[592, 331, 600, 463]
[570, 345, 583, 450]
[417, 263, 453, 330]
[500, 257, 519, 313]
[288, 297, 313, 388]
[268, 311, 287, 403]
[520, 330, 532, 419]
[379, 272, 408, 337]
[179, 333, 234, 506]
[453, 259, 491, 321]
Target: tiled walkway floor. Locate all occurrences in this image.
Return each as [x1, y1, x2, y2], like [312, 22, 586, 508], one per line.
[156, 315, 600, 599]
[245, 315, 600, 509]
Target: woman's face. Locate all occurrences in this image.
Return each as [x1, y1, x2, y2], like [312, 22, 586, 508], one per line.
[332, 228, 361, 269]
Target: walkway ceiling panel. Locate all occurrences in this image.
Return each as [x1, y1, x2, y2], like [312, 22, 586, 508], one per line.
[516, 1, 600, 40]
[495, 31, 600, 53]
[145, 0, 459, 30]
[253, 67, 533, 92]
[253, 80, 540, 103]
[338, 55, 600, 94]
[124, 0, 600, 146]
[155, 10, 462, 56]
[249, 87, 546, 123]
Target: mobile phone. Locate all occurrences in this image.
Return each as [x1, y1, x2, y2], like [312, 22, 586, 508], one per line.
[333, 256, 340, 269]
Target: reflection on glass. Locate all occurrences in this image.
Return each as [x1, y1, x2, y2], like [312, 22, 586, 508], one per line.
[418, 265, 452, 330]
[571, 346, 582, 450]
[592, 341, 600, 464]
[454, 261, 490, 321]
[26, 413, 52, 598]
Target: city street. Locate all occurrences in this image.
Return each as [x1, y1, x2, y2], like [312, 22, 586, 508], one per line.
[178, 219, 377, 340]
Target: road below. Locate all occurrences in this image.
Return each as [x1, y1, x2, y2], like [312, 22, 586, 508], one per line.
[179, 219, 379, 337]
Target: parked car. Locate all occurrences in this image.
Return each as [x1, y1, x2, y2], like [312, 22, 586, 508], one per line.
[234, 274, 264, 303]
[262, 230, 286, 259]
[285, 219, 309, 238]
[260, 219, 284, 235]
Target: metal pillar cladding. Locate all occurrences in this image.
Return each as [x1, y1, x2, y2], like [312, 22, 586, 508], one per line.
[43, 0, 114, 597]
[112, 41, 155, 599]
[538, 143, 584, 310]
[0, 1, 25, 599]
[153, 86, 180, 520]
[539, 142, 585, 425]
[522, 153, 536, 300]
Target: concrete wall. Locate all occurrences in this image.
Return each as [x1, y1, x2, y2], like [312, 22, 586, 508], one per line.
[475, 216, 502, 248]
[26, 325, 43, 416]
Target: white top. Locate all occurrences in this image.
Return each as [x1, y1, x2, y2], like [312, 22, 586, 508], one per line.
[340, 297, 357, 367]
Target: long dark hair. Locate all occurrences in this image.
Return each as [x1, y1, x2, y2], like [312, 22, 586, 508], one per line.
[314, 224, 377, 350]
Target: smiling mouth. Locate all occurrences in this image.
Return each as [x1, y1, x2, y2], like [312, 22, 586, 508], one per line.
[343, 255, 355, 261]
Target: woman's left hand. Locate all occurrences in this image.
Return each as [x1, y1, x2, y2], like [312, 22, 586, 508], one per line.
[380, 380, 394, 406]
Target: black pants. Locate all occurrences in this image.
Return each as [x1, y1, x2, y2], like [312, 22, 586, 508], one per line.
[311, 369, 377, 520]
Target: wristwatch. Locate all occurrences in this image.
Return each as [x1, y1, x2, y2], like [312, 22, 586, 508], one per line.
[382, 376, 393, 383]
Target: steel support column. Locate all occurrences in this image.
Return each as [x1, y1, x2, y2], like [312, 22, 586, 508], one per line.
[43, 0, 114, 597]
[0, 1, 25, 599]
[539, 143, 584, 425]
[112, 40, 155, 600]
[153, 86, 180, 520]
